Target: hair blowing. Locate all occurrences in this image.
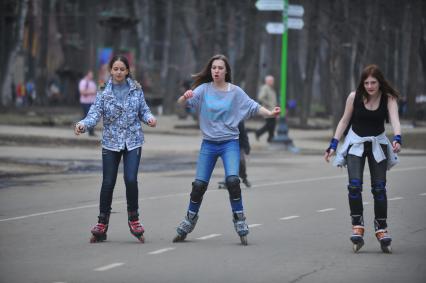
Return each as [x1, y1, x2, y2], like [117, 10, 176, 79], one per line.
[191, 54, 232, 89]
[355, 64, 399, 101]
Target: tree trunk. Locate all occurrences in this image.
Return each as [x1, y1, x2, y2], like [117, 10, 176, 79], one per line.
[1, 0, 28, 106]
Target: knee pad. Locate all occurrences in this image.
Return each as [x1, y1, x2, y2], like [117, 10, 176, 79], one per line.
[348, 178, 362, 200]
[190, 180, 208, 203]
[371, 181, 387, 201]
[226, 175, 241, 200]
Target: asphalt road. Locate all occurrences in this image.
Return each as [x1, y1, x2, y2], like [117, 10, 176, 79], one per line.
[1, 139, 426, 283]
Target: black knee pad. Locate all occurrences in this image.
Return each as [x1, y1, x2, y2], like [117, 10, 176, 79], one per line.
[190, 179, 208, 203]
[226, 175, 241, 200]
[348, 178, 362, 200]
[371, 181, 387, 201]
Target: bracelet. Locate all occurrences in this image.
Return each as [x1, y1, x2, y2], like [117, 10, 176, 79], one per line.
[326, 138, 339, 153]
[393, 135, 402, 145]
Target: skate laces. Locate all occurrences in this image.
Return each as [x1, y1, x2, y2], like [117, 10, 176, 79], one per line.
[129, 220, 144, 233]
[92, 222, 107, 233]
[375, 229, 390, 240]
[352, 225, 365, 237]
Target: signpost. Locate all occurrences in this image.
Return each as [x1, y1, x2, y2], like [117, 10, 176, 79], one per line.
[256, 0, 303, 151]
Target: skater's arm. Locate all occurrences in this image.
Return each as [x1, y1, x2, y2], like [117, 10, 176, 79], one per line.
[324, 92, 355, 162]
[258, 106, 280, 118]
[387, 96, 401, 153]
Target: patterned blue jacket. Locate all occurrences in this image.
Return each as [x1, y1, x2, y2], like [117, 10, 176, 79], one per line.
[79, 77, 154, 151]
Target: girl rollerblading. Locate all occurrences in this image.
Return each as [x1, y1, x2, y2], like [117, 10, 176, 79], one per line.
[75, 55, 156, 244]
[324, 65, 401, 253]
[174, 54, 280, 245]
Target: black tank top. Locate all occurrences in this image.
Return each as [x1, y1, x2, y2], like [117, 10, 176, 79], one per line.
[351, 93, 387, 137]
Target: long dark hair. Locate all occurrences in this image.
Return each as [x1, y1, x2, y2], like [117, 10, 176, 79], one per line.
[191, 54, 232, 89]
[355, 64, 399, 101]
[108, 55, 132, 78]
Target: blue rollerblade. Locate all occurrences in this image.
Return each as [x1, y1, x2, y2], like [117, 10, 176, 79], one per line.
[233, 212, 249, 245]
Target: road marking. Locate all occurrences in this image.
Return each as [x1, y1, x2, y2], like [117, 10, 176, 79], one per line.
[148, 247, 175, 255]
[94, 262, 125, 271]
[317, 208, 336, 213]
[196, 234, 222, 240]
[388, 197, 403, 201]
[280, 215, 300, 220]
[363, 202, 369, 205]
[3, 166, 426, 222]
[248, 224, 263, 228]
[419, 193, 426, 196]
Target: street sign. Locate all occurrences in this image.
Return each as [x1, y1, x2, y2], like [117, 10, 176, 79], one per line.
[266, 19, 304, 34]
[255, 0, 304, 17]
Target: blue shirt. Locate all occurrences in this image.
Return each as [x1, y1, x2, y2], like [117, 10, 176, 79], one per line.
[186, 83, 260, 141]
[79, 77, 154, 151]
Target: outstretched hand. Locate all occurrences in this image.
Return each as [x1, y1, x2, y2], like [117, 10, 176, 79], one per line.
[271, 107, 281, 117]
[147, 117, 157, 127]
[74, 123, 85, 135]
[324, 149, 335, 162]
[183, 90, 194, 100]
[392, 141, 401, 153]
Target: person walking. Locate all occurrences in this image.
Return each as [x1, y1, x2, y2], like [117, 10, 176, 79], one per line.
[255, 75, 277, 142]
[173, 54, 280, 245]
[74, 55, 157, 243]
[218, 121, 252, 189]
[324, 64, 401, 253]
[79, 71, 97, 136]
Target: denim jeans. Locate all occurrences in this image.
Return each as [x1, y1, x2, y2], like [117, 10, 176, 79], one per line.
[195, 139, 240, 182]
[99, 147, 141, 215]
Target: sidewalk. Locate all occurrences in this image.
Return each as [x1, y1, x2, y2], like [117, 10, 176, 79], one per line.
[1, 115, 425, 154]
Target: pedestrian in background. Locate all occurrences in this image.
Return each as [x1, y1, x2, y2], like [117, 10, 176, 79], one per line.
[173, 54, 280, 245]
[78, 70, 97, 136]
[74, 55, 157, 243]
[255, 75, 278, 142]
[218, 121, 252, 189]
[324, 64, 401, 253]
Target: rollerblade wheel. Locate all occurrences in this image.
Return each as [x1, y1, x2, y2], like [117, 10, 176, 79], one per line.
[352, 242, 364, 253]
[137, 235, 145, 243]
[381, 244, 392, 253]
[240, 235, 248, 246]
[90, 234, 106, 243]
[173, 233, 187, 243]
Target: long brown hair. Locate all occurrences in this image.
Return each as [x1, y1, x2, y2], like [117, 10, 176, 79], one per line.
[355, 64, 399, 101]
[191, 54, 232, 89]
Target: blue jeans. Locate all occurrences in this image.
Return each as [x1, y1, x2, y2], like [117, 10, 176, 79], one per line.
[195, 139, 240, 182]
[99, 147, 141, 215]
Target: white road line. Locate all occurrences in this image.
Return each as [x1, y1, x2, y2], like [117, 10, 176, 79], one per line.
[419, 193, 426, 196]
[196, 234, 222, 240]
[94, 262, 125, 271]
[148, 247, 175, 255]
[363, 202, 369, 205]
[388, 197, 403, 201]
[248, 224, 263, 228]
[3, 166, 426, 222]
[317, 208, 336, 213]
[280, 215, 300, 220]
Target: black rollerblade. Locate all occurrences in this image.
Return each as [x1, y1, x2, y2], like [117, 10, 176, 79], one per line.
[350, 225, 365, 252]
[233, 212, 249, 245]
[218, 181, 227, 189]
[375, 229, 392, 253]
[90, 214, 109, 243]
[173, 211, 198, 242]
[242, 178, 251, 188]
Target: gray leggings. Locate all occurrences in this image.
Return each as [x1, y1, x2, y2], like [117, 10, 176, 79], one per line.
[346, 142, 388, 229]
